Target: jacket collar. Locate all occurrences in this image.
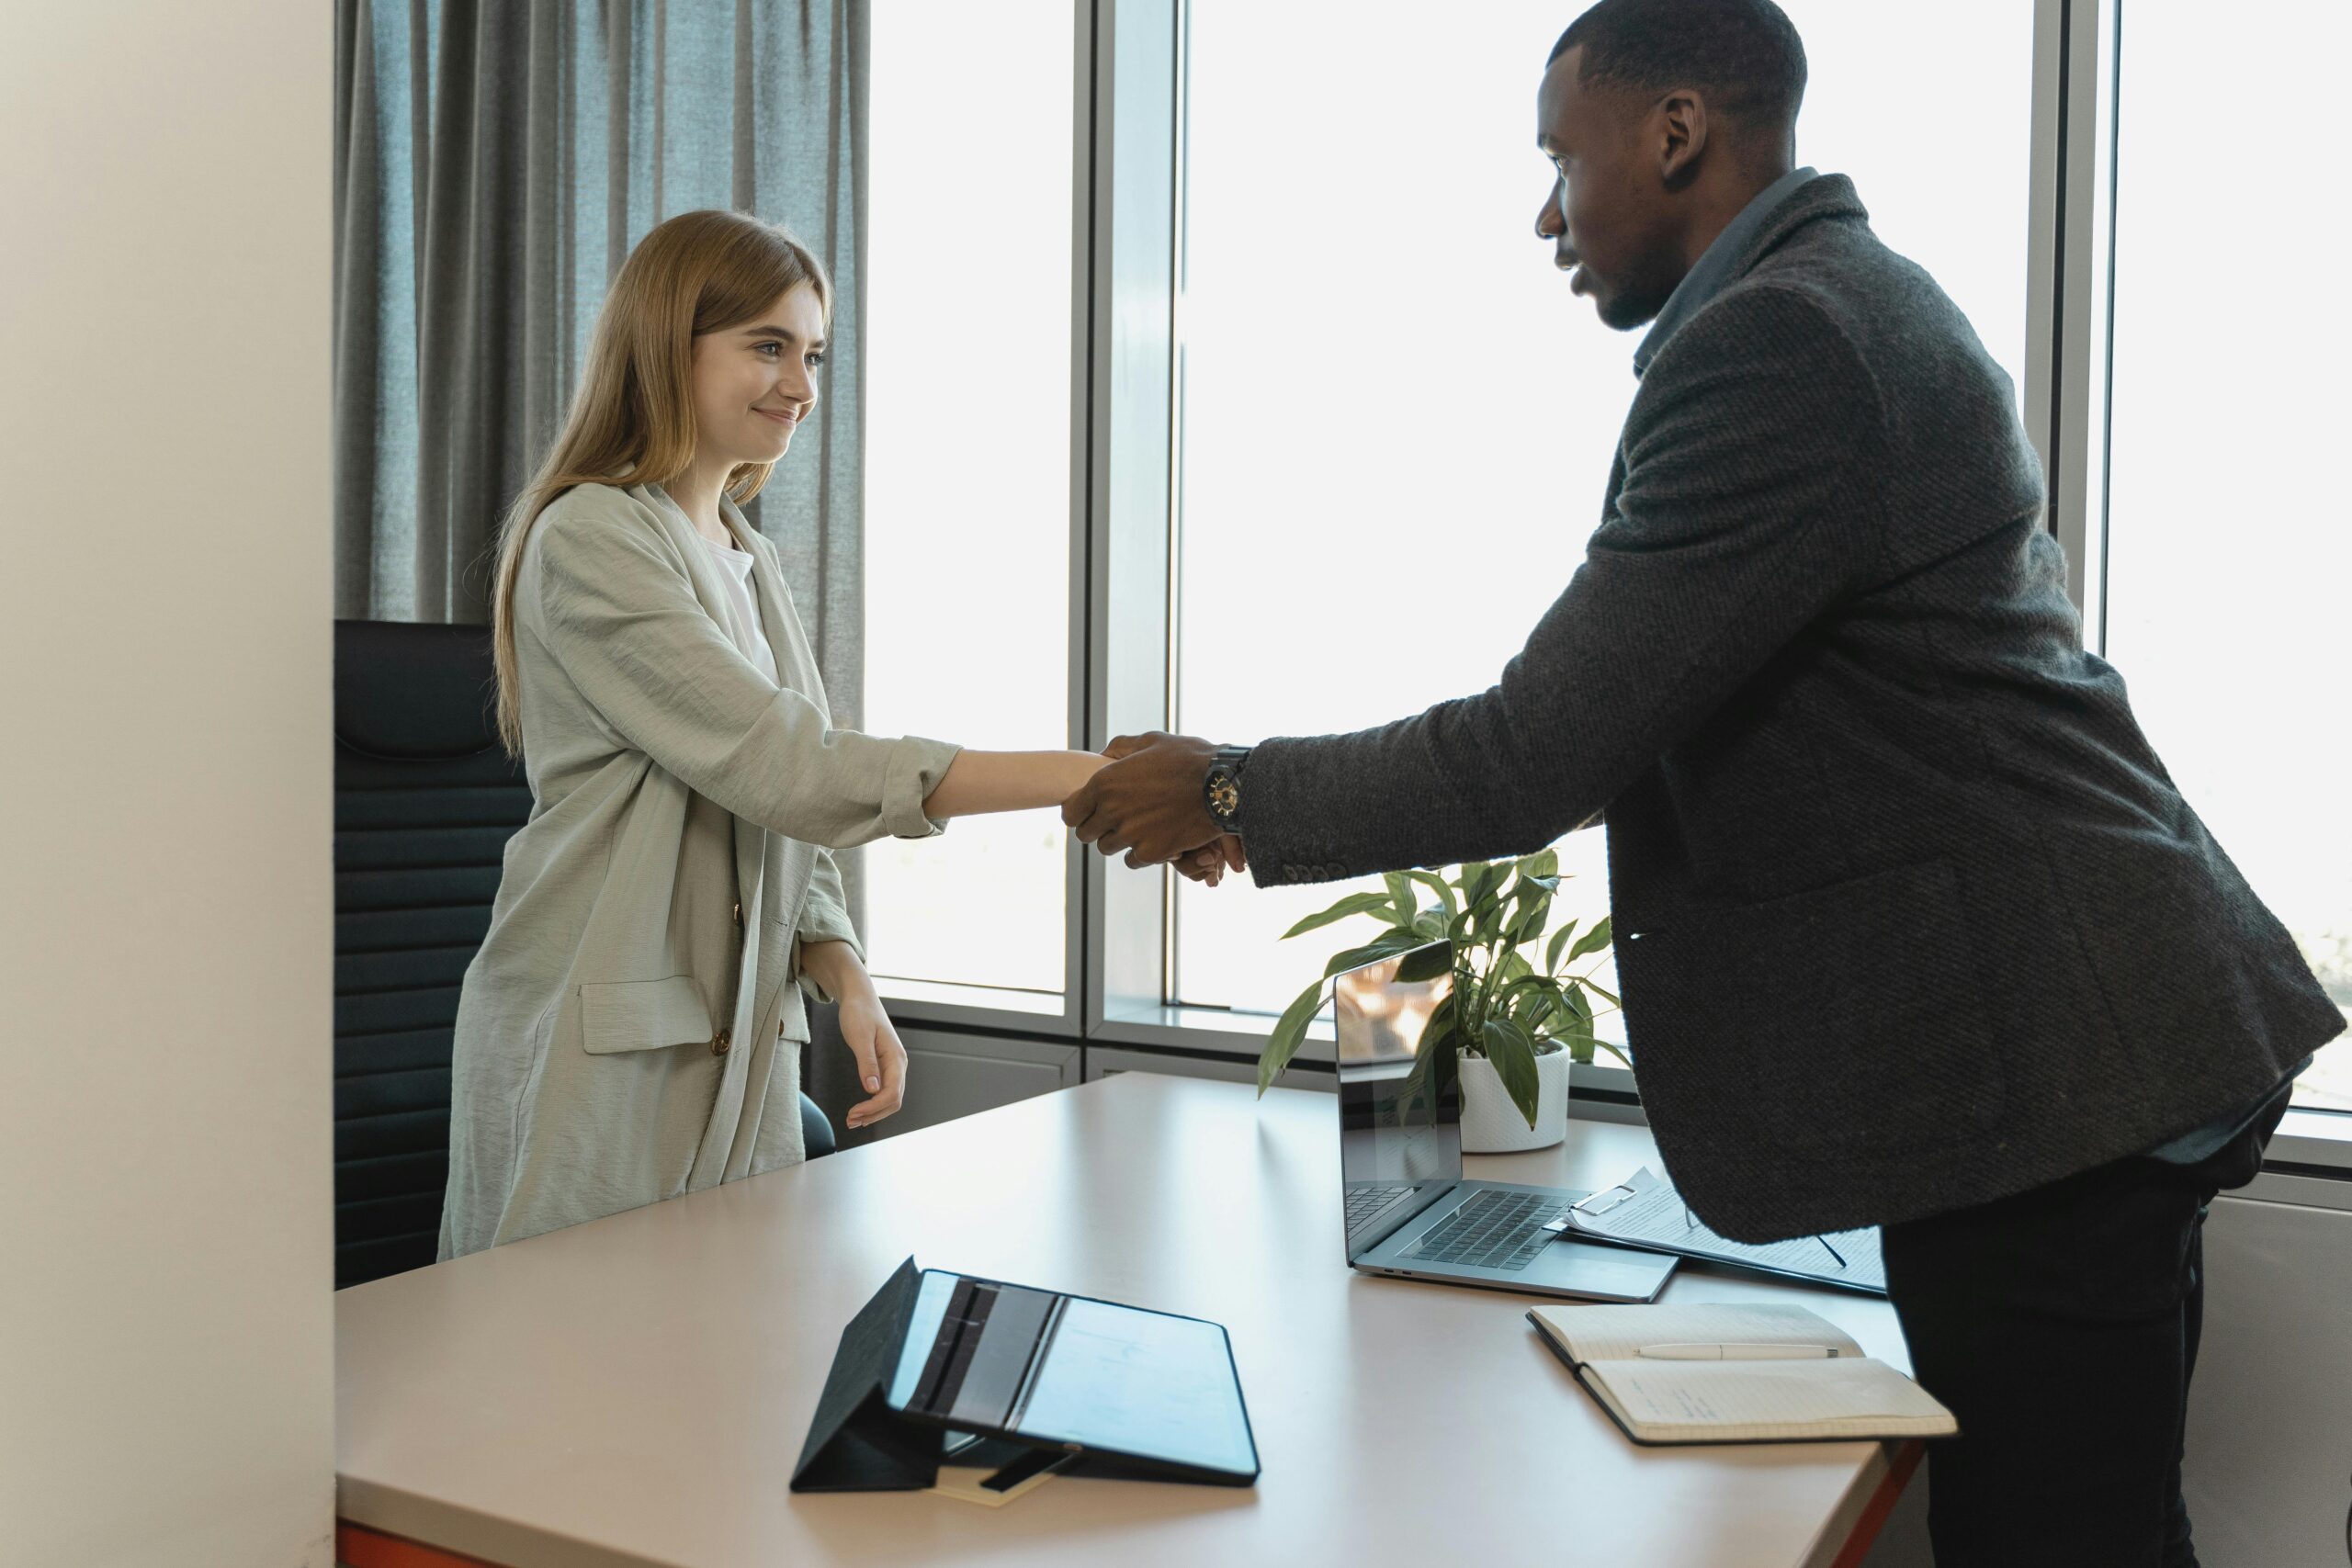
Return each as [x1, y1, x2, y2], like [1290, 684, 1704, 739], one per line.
[1632, 172, 1868, 378]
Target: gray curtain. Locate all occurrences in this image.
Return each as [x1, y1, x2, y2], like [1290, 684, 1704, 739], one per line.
[333, 0, 876, 1125]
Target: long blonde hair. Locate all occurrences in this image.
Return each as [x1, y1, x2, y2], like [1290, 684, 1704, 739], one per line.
[490, 209, 832, 755]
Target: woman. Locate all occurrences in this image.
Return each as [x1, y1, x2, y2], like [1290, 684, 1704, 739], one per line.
[440, 209, 1121, 1258]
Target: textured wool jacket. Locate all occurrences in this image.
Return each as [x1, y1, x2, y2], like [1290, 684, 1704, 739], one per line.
[439, 482, 961, 1259]
[1237, 175, 2342, 1241]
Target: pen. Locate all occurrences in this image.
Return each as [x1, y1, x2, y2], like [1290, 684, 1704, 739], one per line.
[1637, 1343, 1842, 1360]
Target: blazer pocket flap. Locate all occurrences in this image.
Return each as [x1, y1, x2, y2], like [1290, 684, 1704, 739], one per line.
[580, 976, 712, 1055]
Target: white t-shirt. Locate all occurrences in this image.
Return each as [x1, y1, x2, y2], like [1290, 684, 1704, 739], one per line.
[702, 536, 780, 682]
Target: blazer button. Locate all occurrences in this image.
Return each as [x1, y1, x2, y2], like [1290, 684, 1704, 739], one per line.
[711, 1027, 732, 1057]
[732, 901, 743, 929]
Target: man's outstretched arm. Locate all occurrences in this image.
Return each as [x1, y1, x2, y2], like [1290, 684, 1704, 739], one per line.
[1069, 288, 1886, 885]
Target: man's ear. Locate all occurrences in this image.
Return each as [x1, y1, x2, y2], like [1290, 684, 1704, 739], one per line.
[1654, 88, 1709, 189]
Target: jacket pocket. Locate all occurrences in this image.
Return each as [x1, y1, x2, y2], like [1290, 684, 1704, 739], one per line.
[578, 976, 713, 1055]
[1617, 858, 2007, 1157]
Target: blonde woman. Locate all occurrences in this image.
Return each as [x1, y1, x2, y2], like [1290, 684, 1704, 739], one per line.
[440, 209, 1110, 1258]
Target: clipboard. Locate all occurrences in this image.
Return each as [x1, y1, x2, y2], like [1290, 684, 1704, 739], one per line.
[791, 1258, 1261, 1492]
[1544, 1168, 1887, 1295]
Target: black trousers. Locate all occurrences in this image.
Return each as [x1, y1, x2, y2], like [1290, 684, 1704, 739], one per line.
[1881, 1101, 2286, 1568]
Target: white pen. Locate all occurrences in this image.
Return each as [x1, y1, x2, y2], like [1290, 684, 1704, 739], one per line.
[1637, 1343, 1842, 1360]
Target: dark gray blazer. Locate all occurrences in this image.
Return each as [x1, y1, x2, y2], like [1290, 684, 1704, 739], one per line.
[1239, 175, 2341, 1241]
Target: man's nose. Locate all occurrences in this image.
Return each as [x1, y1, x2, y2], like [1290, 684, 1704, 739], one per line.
[1534, 180, 1565, 242]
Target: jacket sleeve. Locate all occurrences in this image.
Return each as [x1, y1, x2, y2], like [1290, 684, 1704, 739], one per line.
[526, 491, 962, 849]
[1239, 287, 1887, 886]
[794, 847, 864, 1005]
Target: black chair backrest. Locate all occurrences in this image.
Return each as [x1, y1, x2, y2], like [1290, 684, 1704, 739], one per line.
[333, 620, 528, 1287]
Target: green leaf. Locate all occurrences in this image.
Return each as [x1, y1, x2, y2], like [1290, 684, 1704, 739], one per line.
[1461, 860, 1507, 917]
[1481, 1017, 1543, 1128]
[1396, 941, 1454, 983]
[1411, 909, 1449, 942]
[1566, 915, 1613, 962]
[1258, 978, 1328, 1095]
[1281, 891, 1402, 941]
[1582, 978, 1622, 1009]
[1383, 871, 1419, 926]
[1545, 919, 1580, 975]
[1508, 890, 1552, 944]
[1407, 869, 1459, 921]
[1514, 848, 1560, 880]
[1322, 929, 1436, 979]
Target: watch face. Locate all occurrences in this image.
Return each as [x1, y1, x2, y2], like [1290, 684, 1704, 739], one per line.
[1208, 770, 1241, 821]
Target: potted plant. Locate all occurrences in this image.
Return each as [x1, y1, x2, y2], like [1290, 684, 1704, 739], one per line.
[1257, 849, 1625, 1152]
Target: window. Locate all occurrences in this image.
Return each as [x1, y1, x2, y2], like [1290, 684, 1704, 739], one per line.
[863, 1, 1078, 1000]
[1170, 0, 2037, 1021]
[2098, 1, 2352, 1110]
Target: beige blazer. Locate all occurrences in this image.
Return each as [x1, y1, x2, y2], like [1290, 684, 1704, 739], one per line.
[438, 482, 960, 1259]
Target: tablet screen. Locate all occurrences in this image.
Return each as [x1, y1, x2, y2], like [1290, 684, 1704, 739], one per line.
[886, 1269, 1258, 1479]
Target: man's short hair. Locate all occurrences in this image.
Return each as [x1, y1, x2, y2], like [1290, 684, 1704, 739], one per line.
[1550, 0, 1808, 134]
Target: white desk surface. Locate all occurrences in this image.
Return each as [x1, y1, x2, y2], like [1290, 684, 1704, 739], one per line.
[337, 1073, 1915, 1568]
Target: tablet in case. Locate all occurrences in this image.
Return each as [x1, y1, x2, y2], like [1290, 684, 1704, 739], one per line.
[791, 1258, 1261, 1492]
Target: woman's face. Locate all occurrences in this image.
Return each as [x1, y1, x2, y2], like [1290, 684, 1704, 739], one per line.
[689, 281, 827, 470]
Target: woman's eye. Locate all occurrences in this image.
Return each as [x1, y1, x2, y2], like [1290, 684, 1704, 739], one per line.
[806, 352, 827, 369]
[754, 342, 782, 357]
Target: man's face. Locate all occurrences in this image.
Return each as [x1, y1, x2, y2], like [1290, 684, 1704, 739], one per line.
[1533, 47, 1686, 332]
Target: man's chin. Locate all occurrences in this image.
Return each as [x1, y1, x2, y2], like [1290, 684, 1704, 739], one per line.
[1593, 289, 1663, 333]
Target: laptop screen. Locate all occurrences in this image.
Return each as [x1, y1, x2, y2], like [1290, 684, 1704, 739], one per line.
[1334, 942, 1462, 1260]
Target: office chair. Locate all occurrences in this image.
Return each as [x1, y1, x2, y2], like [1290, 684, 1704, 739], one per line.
[333, 619, 833, 1289]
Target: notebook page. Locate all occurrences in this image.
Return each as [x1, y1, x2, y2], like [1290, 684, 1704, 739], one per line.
[1599, 1358, 1951, 1432]
[1532, 1302, 1864, 1365]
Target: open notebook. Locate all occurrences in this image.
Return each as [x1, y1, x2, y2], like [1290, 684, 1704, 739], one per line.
[1530, 1302, 1957, 1446]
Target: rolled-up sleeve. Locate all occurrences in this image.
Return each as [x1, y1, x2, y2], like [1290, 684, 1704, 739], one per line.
[526, 492, 963, 849]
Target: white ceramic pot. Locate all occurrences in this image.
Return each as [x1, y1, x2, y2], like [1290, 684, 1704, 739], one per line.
[1457, 1046, 1570, 1153]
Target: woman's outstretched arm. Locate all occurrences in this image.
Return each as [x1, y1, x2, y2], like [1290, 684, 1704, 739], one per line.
[922, 750, 1105, 819]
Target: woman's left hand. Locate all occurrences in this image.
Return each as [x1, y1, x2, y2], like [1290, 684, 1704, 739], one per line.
[838, 992, 909, 1132]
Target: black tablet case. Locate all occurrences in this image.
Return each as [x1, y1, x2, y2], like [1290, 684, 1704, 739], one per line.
[792, 1258, 949, 1491]
[792, 1258, 1260, 1491]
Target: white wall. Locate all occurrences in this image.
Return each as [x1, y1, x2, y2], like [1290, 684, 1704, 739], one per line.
[0, 3, 334, 1563]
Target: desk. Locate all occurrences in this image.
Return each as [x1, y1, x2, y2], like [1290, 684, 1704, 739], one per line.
[337, 1074, 1917, 1568]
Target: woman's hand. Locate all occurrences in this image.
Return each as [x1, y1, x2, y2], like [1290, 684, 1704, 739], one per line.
[801, 938, 908, 1132]
[837, 991, 909, 1132]
[1172, 835, 1247, 886]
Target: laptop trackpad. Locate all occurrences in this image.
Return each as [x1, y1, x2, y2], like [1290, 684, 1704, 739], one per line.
[1523, 1236, 1677, 1303]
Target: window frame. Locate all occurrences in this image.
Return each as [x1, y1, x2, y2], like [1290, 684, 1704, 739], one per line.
[869, 0, 2347, 1161]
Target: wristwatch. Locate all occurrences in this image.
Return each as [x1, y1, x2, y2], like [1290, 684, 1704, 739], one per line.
[1203, 744, 1252, 834]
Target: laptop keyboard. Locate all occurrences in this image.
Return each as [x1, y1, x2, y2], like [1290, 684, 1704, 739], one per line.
[1345, 1184, 1414, 1229]
[1403, 1190, 1569, 1272]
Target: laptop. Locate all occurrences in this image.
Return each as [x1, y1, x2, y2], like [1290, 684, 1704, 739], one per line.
[1334, 942, 1677, 1303]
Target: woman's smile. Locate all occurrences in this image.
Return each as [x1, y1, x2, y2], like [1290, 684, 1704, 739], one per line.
[754, 405, 799, 427]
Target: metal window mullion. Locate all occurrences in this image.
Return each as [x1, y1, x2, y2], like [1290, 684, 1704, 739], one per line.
[1080, 0, 1182, 1041]
[2025, 0, 2110, 620]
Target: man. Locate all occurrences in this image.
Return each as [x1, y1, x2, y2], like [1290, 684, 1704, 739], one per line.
[1062, 2, 2344, 1564]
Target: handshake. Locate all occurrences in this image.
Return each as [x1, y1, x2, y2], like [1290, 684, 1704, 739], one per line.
[1062, 731, 1249, 888]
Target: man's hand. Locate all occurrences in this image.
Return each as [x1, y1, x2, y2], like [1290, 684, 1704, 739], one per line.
[1064, 731, 1227, 868]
